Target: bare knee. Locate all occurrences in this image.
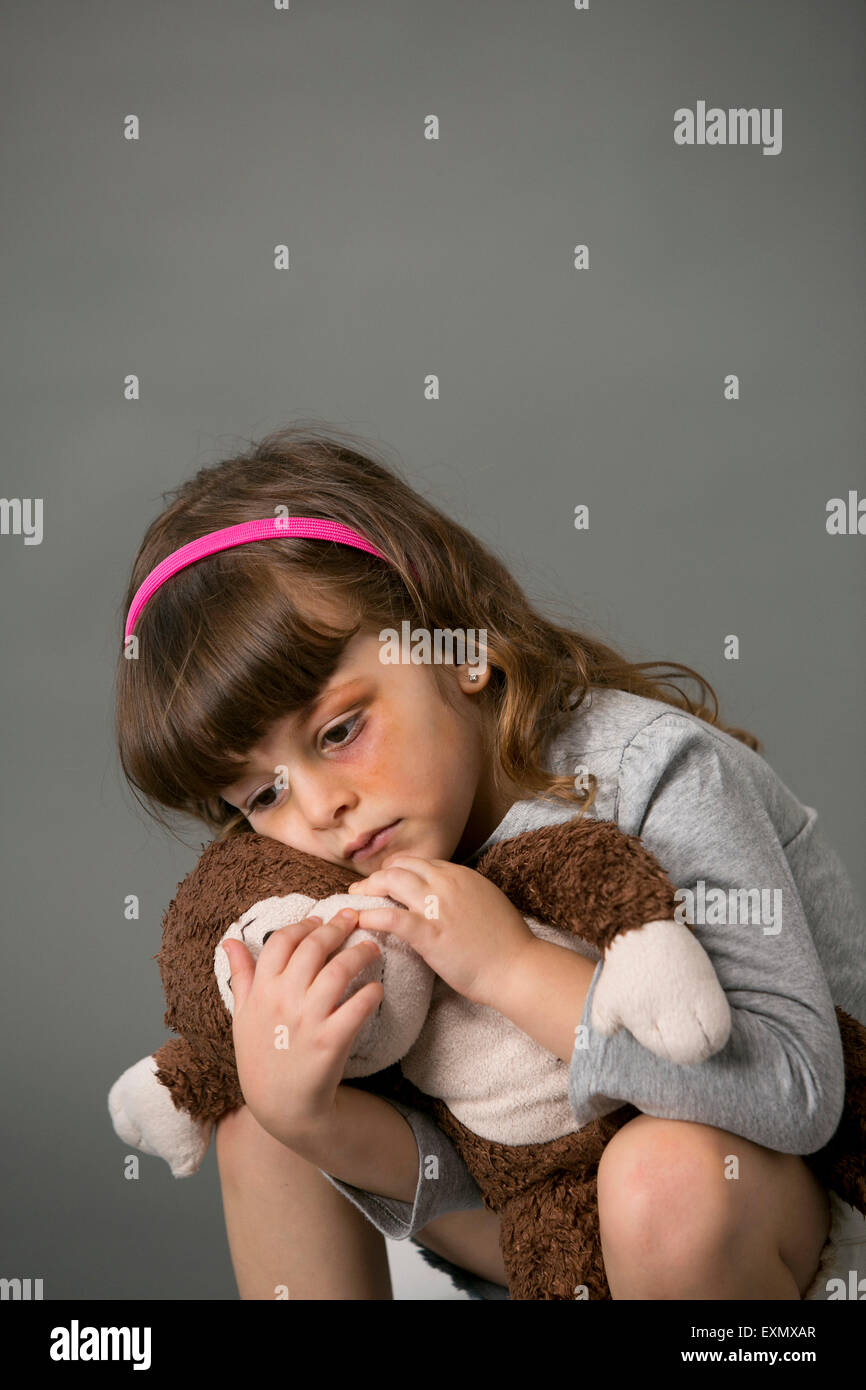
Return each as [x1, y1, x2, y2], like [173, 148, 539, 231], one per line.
[596, 1115, 831, 1299]
[597, 1115, 737, 1263]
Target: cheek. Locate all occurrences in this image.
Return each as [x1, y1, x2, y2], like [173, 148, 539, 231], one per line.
[357, 712, 435, 787]
[350, 718, 394, 781]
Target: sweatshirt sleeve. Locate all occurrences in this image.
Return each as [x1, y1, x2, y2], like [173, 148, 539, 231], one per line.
[568, 712, 847, 1154]
[318, 1094, 485, 1240]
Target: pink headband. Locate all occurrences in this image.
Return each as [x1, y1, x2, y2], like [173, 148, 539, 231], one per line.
[124, 516, 393, 640]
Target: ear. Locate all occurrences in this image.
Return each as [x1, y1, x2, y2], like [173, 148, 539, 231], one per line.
[455, 657, 493, 694]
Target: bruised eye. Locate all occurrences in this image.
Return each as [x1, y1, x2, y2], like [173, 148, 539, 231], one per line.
[245, 714, 364, 816]
[319, 712, 363, 749]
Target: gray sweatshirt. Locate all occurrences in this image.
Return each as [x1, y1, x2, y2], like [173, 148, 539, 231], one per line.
[320, 687, 866, 1241]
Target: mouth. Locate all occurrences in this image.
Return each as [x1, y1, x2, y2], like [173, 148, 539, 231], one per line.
[348, 820, 401, 863]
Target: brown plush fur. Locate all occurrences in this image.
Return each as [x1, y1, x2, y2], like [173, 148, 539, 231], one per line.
[150, 818, 866, 1300]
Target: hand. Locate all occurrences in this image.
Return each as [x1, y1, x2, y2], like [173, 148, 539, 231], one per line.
[347, 855, 536, 1008]
[220, 910, 384, 1149]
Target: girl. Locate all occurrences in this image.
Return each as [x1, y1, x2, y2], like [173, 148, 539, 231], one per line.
[115, 421, 865, 1300]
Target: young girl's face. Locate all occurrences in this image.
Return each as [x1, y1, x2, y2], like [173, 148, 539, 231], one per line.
[219, 625, 513, 874]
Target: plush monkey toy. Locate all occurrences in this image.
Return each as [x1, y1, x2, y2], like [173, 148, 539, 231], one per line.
[108, 817, 866, 1300]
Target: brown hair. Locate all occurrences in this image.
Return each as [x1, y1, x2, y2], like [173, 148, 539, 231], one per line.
[114, 421, 761, 845]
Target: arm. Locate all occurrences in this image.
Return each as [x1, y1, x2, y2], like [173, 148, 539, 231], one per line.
[486, 939, 597, 1063]
[292, 1084, 418, 1202]
[562, 713, 846, 1153]
[476, 815, 732, 1067]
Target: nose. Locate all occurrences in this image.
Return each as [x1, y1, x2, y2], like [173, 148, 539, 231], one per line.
[290, 767, 358, 838]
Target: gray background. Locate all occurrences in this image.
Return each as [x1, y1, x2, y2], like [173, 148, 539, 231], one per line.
[1, 0, 863, 1300]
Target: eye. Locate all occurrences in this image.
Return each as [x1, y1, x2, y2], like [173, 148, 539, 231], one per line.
[319, 712, 363, 750]
[247, 783, 283, 815]
[245, 713, 364, 817]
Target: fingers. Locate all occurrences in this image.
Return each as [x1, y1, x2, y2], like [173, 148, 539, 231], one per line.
[348, 864, 422, 904]
[301, 978, 386, 1071]
[230, 908, 390, 1041]
[221, 939, 256, 1011]
[322, 979, 386, 1053]
[348, 905, 407, 938]
[253, 911, 352, 980]
[304, 935, 384, 1025]
[277, 911, 378, 995]
[379, 854, 435, 873]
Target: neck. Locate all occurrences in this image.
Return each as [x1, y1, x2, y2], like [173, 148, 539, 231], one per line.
[455, 767, 526, 863]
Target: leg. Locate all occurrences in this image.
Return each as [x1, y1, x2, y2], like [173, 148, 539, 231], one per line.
[215, 1105, 393, 1299]
[597, 1113, 831, 1300]
[414, 1207, 508, 1286]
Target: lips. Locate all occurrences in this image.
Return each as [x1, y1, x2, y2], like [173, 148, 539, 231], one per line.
[348, 820, 401, 863]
